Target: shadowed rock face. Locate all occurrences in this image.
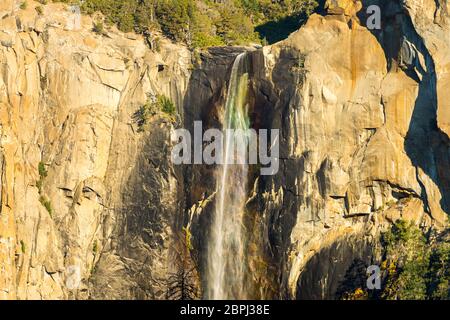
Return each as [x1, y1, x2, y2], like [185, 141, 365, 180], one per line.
[185, 0, 448, 299]
[296, 235, 375, 300]
[229, 0, 449, 298]
[0, 0, 448, 300]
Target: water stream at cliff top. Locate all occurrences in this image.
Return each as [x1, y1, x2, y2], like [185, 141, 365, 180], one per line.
[206, 53, 251, 300]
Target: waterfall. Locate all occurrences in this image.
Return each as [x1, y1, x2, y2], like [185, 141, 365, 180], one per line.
[207, 53, 251, 300]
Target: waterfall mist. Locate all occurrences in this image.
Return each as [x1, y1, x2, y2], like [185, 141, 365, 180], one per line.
[206, 53, 251, 300]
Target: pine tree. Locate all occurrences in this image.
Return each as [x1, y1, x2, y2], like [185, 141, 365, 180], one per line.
[166, 227, 201, 300]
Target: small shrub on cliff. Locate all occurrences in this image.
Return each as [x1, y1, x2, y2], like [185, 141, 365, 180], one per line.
[20, 240, 26, 254]
[134, 95, 177, 131]
[134, 99, 157, 131]
[35, 5, 43, 15]
[93, 240, 99, 256]
[20, 1, 28, 10]
[36, 179, 43, 194]
[93, 22, 105, 35]
[36, 162, 48, 194]
[158, 95, 176, 116]
[38, 162, 48, 178]
[39, 196, 53, 218]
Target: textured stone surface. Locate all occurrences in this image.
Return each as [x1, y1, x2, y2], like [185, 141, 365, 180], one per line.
[326, 0, 362, 16]
[0, 0, 449, 300]
[0, 0, 13, 19]
[402, 0, 450, 138]
[0, 1, 191, 299]
[183, 3, 449, 299]
[239, 1, 449, 298]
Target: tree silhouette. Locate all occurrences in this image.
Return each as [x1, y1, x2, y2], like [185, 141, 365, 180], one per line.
[166, 227, 201, 300]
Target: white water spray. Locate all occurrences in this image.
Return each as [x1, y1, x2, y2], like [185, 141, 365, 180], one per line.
[207, 53, 251, 300]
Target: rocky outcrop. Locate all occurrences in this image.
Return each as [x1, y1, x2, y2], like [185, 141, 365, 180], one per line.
[0, 0, 13, 19]
[326, 0, 363, 17]
[243, 0, 450, 298]
[181, 0, 448, 300]
[0, 1, 191, 299]
[402, 0, 450, 138]
[0, 0, 448, 300]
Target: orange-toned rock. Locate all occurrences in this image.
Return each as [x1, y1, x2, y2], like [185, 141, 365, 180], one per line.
[0, 1, 191, 300]
[325, 0, 363, 16]
[0, 0, 13, 19]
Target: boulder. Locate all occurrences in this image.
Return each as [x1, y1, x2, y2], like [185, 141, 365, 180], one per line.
[325, 0, 363, 16]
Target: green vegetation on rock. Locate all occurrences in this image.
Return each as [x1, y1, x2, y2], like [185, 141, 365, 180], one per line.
[93, 21, 105, 34]
[36, 5, 44, 15]
[158, 95, 176, 116]
[428, 241, 450, 299]
[56, 0, 318, 48]
[36, 162, 47, 194]
[93, 240, 99, 255]
[381, 220, 430, 300]
[38, 162, 48, 179]
[135, 94, 177, 131]
[341, 220, 450, 300]
[37, 162, 53, 218]
[20, 240, 26, 254]
[39, 196, 53, 218]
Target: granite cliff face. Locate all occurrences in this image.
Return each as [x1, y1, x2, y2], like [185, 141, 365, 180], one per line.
[0, 0, 448, 300]
[249, 0, 450, 298]
[0, 1, 191, 299]
[187, 0, 449, 299]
